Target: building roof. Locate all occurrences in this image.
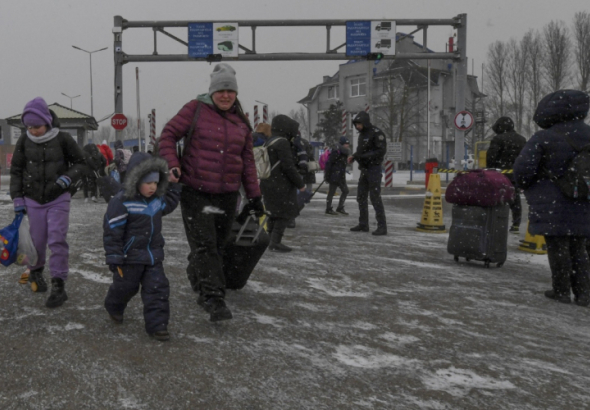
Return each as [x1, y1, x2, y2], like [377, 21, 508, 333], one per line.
[5, 102, 98, 130]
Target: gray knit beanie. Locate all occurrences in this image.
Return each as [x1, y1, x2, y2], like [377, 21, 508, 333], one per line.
[208, 63, 238, 96]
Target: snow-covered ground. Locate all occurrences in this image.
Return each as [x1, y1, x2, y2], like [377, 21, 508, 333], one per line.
[0, 184, 588, 409]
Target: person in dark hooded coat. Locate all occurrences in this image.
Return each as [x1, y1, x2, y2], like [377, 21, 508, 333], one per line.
[81, 143, 106, 203]
[349, 111, 387, 235]
[260, 115, 306, 252]
[513, 89, 590, 307]
[103, 152, 181, 341]
[324, 136, 351, 215]
[486, 116, 526, 233]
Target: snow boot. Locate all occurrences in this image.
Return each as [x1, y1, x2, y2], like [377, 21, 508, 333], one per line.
[544, 290, 571, 304]
[372, 227, 388, 236]
[325, 208, 339, 216]
[335, 207, 349, 216]
[269, 231, 292, 252]
[108, 313, 123, 324]
[202, 297, 233, 322]
[509, 224, 519, 234]
[350, 225, 369, 232]
[29, 267, 48, 293]
[574, 295, 590, 307]
[45, 278, 68, 308]
[149, 330, 170, 342]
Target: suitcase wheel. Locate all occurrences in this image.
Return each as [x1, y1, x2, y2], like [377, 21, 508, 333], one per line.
[454, 256, 459, 262]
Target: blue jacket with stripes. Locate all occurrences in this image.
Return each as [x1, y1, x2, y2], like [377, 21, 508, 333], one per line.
[103, 153, 181, 266]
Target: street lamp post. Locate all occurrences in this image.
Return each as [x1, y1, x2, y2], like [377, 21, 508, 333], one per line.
[72, 45, 108, 120]
[61, 92, 80, 109]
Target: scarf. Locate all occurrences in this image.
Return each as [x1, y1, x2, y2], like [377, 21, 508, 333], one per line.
[26, 127, 60, 144]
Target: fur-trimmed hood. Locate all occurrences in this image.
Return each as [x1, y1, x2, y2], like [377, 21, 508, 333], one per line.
[123, 152, 169, 199]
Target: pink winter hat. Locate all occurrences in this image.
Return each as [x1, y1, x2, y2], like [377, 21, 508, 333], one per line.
[22, 97, 53, 127]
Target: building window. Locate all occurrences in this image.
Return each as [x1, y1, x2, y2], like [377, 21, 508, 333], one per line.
[350, 77, 366, 97]
[327, 86, 338, 100]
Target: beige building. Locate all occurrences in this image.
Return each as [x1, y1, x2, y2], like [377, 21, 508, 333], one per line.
[298, 33, 485, 169]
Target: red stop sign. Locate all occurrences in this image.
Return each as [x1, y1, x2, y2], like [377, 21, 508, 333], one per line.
[111, 113, 128, 130]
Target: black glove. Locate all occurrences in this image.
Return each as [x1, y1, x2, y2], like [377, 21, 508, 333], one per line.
[249, 197, 265, 217]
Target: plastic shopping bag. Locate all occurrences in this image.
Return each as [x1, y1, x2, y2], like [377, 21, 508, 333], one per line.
[0, 212, 24, 267]
[16, 214, 38, 266]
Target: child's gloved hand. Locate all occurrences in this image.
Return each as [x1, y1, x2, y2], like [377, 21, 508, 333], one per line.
[56, 175, 72, 190]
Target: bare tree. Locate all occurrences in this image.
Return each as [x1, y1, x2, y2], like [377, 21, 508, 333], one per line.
[522, 29, 545, 135]
[372, 66, 425, 143]
[485, 41, 509, 119]
[543, 20, 572, 92]
[505, 38, 528, 133]
[95, 125, 112, 144]
[288, 107, 310, 139]
[572, 11, 590, 92]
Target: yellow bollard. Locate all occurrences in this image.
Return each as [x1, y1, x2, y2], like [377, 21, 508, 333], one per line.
[518, 222, 547, 254]
[416, 173, 447, 233]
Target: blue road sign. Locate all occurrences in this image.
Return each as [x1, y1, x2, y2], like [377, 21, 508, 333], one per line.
[188, 23, 213, 58]
[346, 21, 371, 56]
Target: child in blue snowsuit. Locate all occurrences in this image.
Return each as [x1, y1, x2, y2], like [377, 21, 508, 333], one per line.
[103, 152, 181, 341]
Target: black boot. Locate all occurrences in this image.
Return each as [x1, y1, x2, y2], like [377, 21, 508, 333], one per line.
[350, 225, 369, 232]
[372, 226, 388, 236]
[46, 278, 68, 308]
[202, 297, 233, 322]
[335, 207, 349, 216]
[544, 290, 571, 304]
[287, 219, 296, 229]
[28, 267, 48, 293]
[269, 231, 292, 252]
[326, 207, 339, 216]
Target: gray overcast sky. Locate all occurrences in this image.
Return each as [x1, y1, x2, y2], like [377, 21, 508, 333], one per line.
[0, 0, 587, 134]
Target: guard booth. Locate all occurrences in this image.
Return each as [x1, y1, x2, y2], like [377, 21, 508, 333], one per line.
[5, 103, 98, 147]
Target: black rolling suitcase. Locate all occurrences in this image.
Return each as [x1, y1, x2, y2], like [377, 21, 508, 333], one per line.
[223, 214, 270, 289]
[447, 204, 509, 268]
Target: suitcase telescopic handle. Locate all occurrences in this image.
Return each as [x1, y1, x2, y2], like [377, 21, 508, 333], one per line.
[235, 211, 271, 243]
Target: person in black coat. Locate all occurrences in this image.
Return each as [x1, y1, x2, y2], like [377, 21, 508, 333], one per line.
[10, 97, 86, 308]
[103, 152, 181, 341]
[82, 143, 106, 203]
[260, 115, 306, 252]
[325, 136, 351, 215]
[348, 111, 388, 235]
[486, 116, 527, 233]
[513, 89, 590, 307]
[300, 136, 317, 190]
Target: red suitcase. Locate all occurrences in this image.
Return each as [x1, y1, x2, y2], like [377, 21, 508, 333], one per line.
[445, 169, 514, 207]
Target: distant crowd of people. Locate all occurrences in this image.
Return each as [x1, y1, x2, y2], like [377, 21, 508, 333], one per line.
[8, 62, 590, 342]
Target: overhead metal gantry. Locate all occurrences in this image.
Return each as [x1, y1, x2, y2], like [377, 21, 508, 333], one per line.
[112, 15, 468, 162]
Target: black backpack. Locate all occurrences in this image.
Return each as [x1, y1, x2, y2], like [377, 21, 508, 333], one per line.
[548, 137, 590, 200]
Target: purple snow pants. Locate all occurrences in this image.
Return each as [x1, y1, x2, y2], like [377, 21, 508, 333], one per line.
[24, 192, 71, 280]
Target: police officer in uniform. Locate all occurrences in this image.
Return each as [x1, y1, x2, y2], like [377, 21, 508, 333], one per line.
[348, 111, 387, 235]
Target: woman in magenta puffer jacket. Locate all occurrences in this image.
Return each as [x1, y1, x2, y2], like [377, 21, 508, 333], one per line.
[158, 64, 263, 322]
